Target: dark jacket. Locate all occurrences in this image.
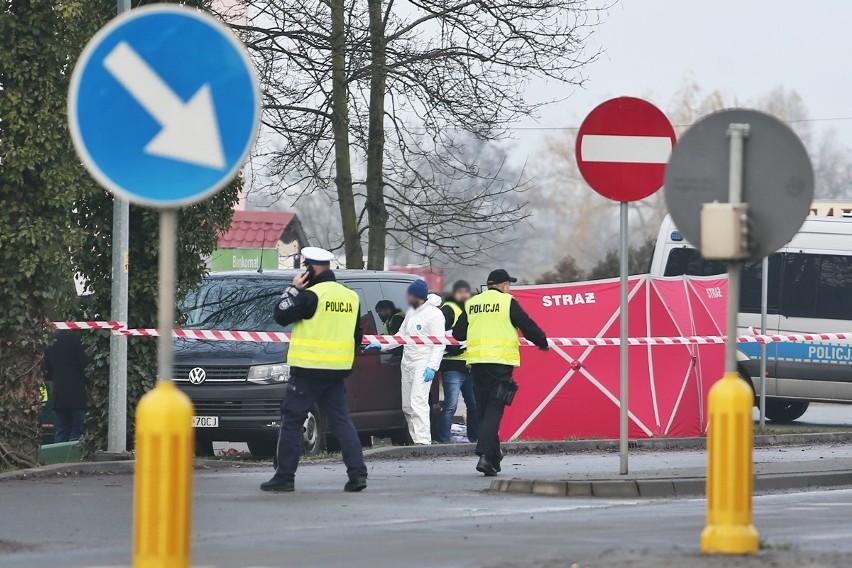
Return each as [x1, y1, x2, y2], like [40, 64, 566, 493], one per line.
[452, 291, 549, 360]
[44, 331, 89, 410]
[274, 270, 364, 380]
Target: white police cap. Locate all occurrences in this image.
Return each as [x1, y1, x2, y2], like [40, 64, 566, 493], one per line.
[301, 246, 335, 265]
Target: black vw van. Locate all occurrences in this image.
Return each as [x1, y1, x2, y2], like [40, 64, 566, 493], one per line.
[174, 270, 419, 456]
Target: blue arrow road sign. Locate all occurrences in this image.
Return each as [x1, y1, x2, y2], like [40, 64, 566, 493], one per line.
[68, 5, 260, 208]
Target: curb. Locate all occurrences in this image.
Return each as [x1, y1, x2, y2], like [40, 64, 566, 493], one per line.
[363, 431, 852, 460]
[5, 431, 851, 481]
[0, 458, 253, 483]
[489, 470, 852, 499]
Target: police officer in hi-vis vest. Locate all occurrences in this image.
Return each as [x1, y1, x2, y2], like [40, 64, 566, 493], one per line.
[452, 269, 549, 476]
[262, 247, 368, 493]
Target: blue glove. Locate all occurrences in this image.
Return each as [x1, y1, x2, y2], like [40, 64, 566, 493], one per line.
[423, 368, 436, 383]
[364, 343, 382, 351]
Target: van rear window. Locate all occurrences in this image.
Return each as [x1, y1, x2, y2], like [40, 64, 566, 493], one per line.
[663, 248, 726, 277]
[181, 278, 291, 332]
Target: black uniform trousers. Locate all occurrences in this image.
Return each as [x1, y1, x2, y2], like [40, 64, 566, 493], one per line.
[471, 363, 514, 466]
[274, 373, 367, 482]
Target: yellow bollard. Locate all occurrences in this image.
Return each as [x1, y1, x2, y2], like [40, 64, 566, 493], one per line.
[701, 371, 759, 554]
[133, 380, 195, 568]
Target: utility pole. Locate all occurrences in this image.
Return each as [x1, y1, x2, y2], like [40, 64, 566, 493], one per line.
[107, 0, 132, 454]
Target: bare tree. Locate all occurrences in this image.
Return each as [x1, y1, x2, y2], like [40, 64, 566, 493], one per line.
[529, 80, 852, 283]
[813, 130, 852, 199]
[386, 134, 530, 265]
[754, 86, 852, 200]
[225, 0, 602, 268]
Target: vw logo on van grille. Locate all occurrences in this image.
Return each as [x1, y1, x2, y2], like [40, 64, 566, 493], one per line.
[188, 367, 207, 385]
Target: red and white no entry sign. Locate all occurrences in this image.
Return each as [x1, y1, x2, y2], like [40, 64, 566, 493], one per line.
[575, 97, 676, 202]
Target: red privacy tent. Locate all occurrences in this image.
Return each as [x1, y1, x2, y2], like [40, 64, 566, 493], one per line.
[501, 276, 727, 441]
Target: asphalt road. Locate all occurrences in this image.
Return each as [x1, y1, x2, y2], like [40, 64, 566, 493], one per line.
[790, 402, 852, 426]
[2, 447, 852, 568]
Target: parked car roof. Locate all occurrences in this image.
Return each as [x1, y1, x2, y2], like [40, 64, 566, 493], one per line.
[207, 269, 419, 281]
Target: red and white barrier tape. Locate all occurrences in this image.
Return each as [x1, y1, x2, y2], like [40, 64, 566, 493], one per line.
[51, 321, 125, 331]
[49, 321, 852, 346]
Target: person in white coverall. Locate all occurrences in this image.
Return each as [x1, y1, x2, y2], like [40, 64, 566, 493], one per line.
[366, 279, 445, 445]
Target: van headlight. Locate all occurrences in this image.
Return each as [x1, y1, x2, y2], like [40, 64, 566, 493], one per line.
[247, 363, 290, 384]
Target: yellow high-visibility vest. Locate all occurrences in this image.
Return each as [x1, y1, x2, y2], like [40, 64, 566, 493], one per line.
[465, 289, 520, 367]
[442, 301, 466, 362]
[288, 281, 359, 370]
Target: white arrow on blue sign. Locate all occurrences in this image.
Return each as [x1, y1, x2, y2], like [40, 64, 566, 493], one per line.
[68, 5, 260, 208]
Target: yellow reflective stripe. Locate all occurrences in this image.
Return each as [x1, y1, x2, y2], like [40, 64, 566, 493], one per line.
[289, 352, 354, 363]
[290, 337, 353, 350]
[288, 357, 352, 370]
[467, 339, 518, 348]
[288, 346, 354, 359]
[467, 345, 519, 356]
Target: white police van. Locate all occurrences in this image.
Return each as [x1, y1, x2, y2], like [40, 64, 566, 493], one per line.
[650, 211, 852, 422]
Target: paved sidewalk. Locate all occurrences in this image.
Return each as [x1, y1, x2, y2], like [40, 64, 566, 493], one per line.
[490, 444, 852, 498]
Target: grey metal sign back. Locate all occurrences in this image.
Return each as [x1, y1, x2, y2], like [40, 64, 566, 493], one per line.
[664, 109, 814, 260]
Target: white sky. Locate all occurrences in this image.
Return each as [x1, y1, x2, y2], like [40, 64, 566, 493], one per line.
[511, 0, 852, 157]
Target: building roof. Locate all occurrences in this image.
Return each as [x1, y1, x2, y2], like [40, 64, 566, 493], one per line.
[218, 210, 300, 249]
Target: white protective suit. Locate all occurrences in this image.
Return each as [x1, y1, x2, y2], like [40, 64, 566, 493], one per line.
[385, 293, 446, 444]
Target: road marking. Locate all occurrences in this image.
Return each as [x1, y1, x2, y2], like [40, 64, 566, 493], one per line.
[802, 532, 852, 541]
[459, 502, 640, 516]
[103, 41, 226, 169]
[188, 500, 641, 538]
[580, 134, 672, 164]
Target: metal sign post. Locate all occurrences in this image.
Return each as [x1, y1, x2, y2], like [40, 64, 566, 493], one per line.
[724, 124, 748, 375]
[156, 211, 177, 392]
[701, 123, 758, 555]
[575, 96, 675, 475]
[106, 0, 132, 458]
[618, 202, 629, 475]
[131, 208, 196, 566]
[759, 255, 769, 428]
[664, 108, 814, 556]
[68, 6, 261, 566]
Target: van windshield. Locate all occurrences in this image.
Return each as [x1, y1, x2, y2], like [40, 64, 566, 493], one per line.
[181, 278, 291, 332]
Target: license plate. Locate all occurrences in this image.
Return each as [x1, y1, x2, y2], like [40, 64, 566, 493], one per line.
[193, 416, 218, 428]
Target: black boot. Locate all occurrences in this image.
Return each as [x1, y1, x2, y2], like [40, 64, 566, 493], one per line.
[260, 477, 295, 492]
[476, 455, 498, 477]
[494, 451, 503, 473]
[344, 477, 368, 492]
